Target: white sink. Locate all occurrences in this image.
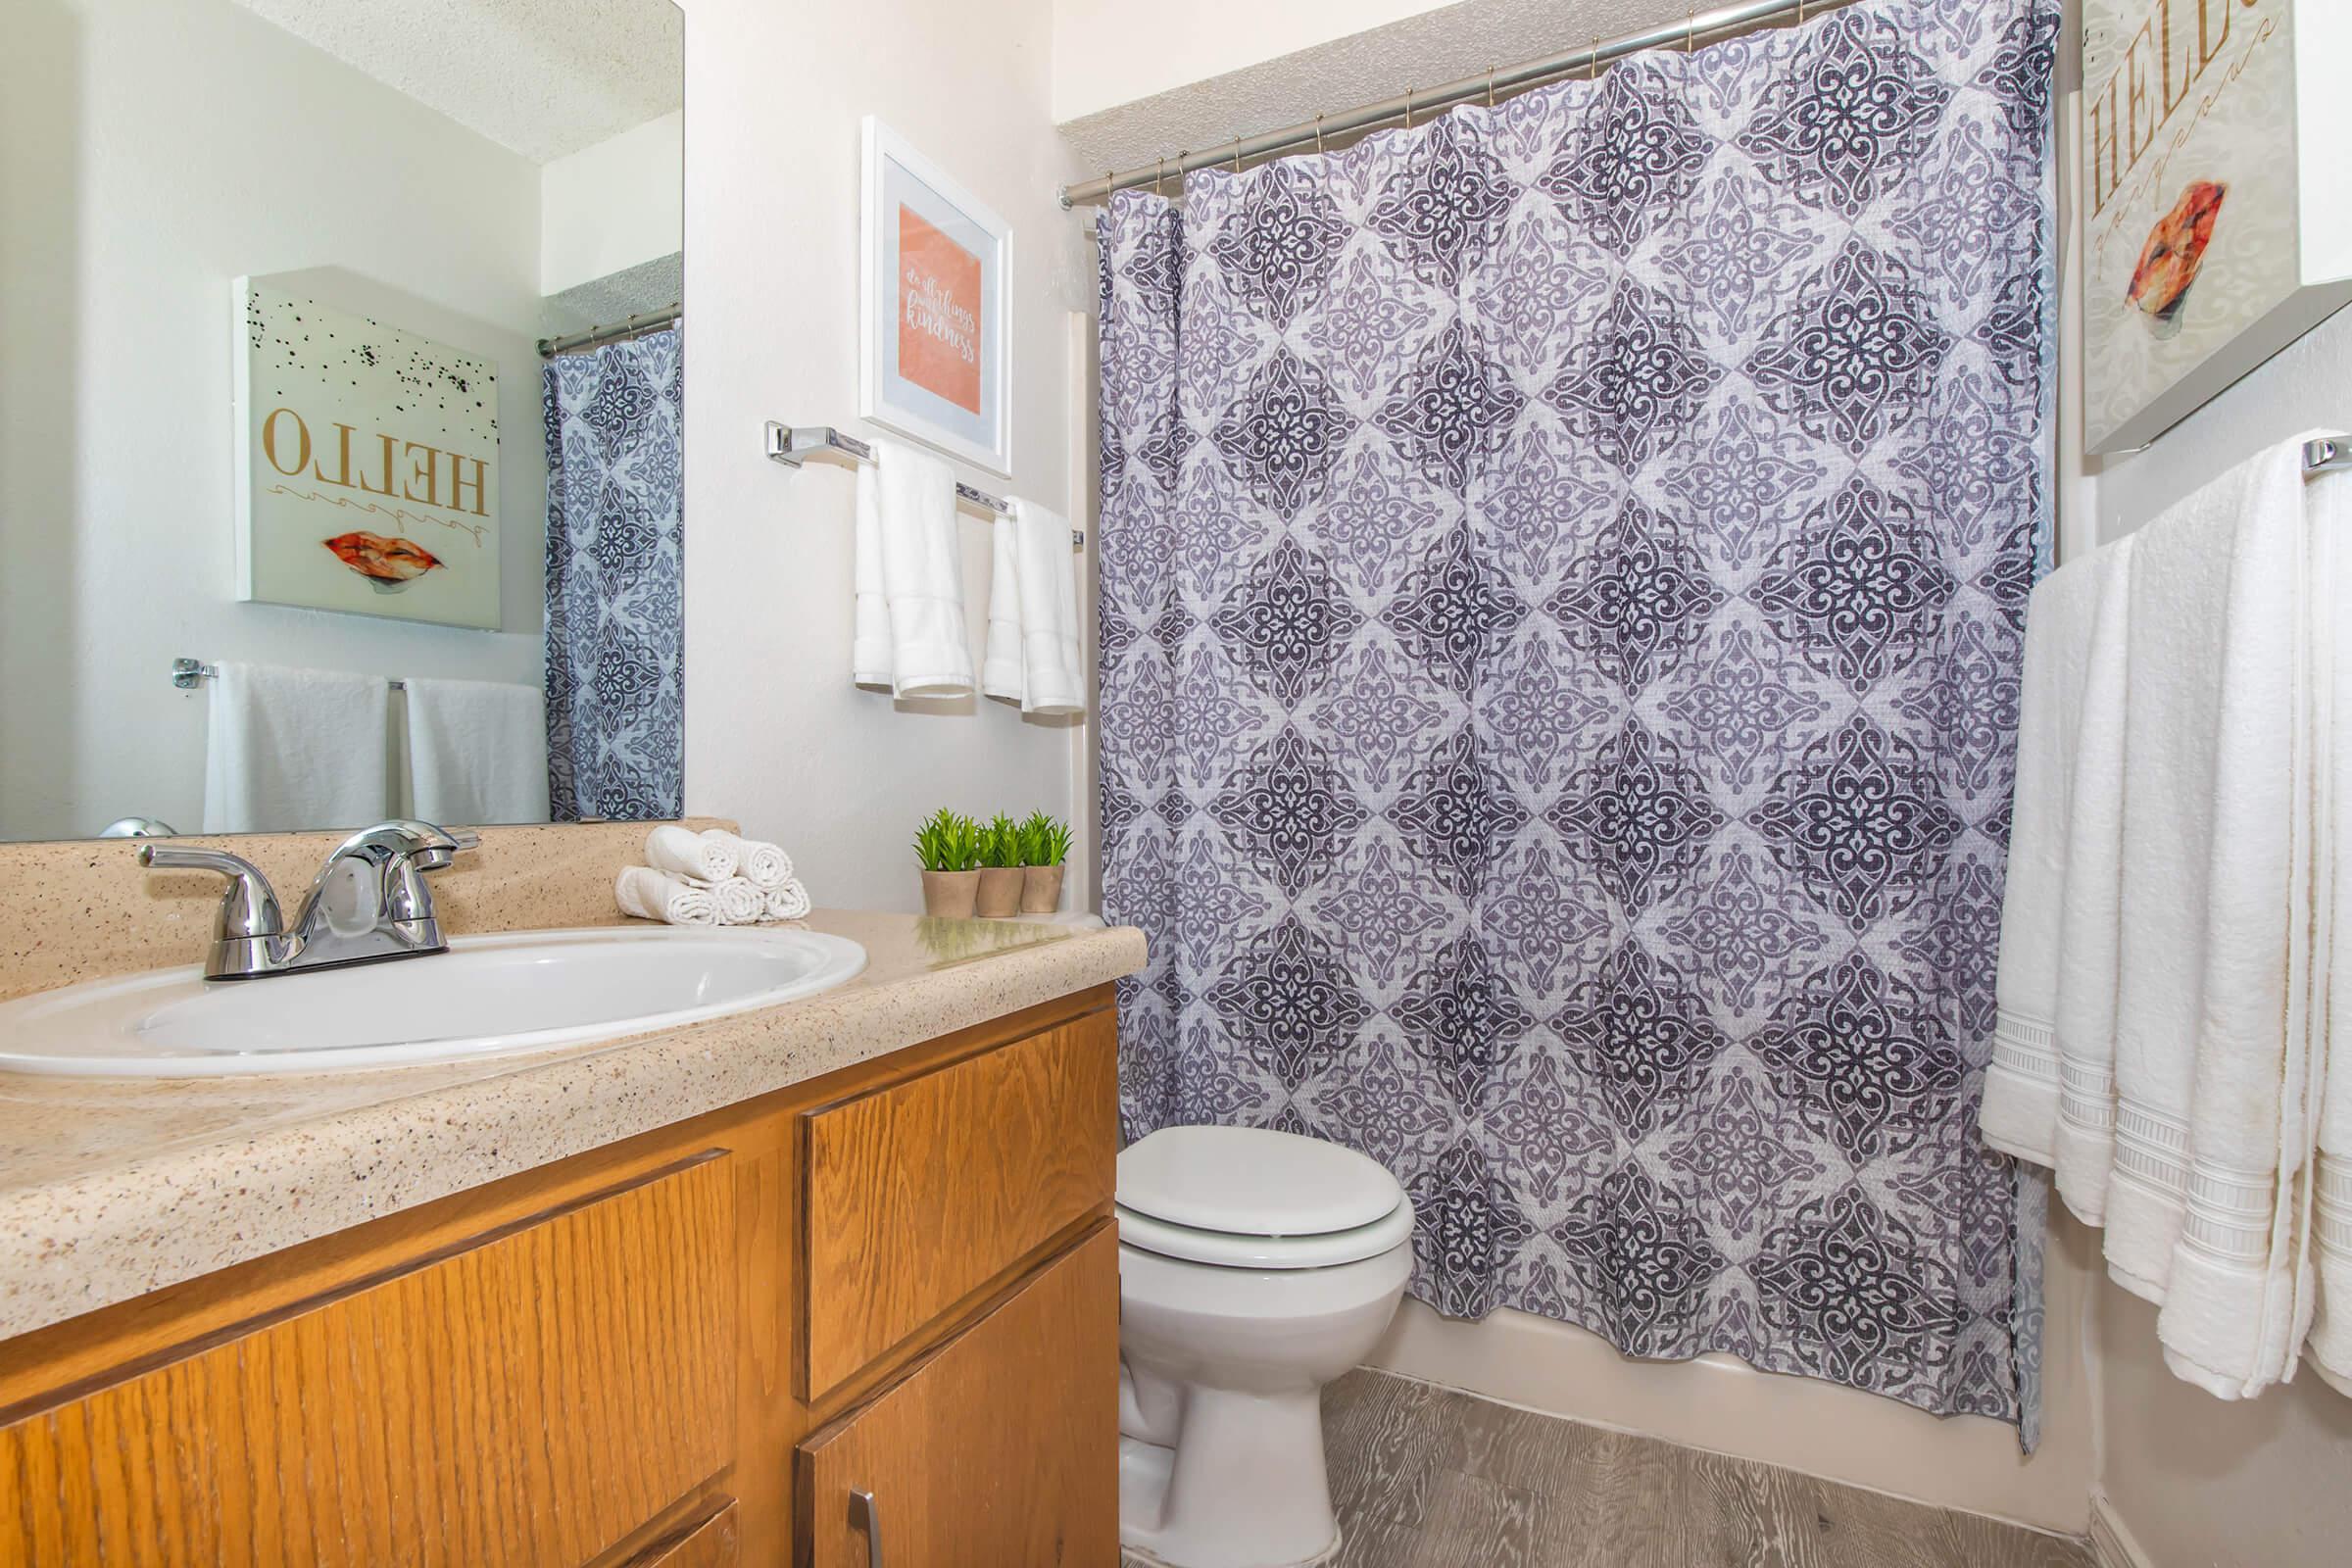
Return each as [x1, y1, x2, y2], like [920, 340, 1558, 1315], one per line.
[0, 926, 867, 1078]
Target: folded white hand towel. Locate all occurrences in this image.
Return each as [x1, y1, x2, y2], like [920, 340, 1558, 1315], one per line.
[404, 676, 549, 828]
[615, 865, 718, 926]
[647, 824, 736, 881]
[701, 828, 793, 890]
[1015, 498, 1084, 715]
[764, 879, 811, 922]
[2051, 537, 2136, 1225]
[982, 510, 1027, 703]
[855, 438, 974, 698]
[705, 875, 765, 925]
[2103, 434, 2316, 1397]
[202, 662, 392, 833]
[1982, 546, 2117, 1167]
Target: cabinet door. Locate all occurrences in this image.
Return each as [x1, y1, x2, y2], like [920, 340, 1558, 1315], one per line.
[0, 1154, 735, 1568]
[802, 1008, 1115, 1399]
[633, 1502, 737, 1568]
[798, 1225, 1118, 1568]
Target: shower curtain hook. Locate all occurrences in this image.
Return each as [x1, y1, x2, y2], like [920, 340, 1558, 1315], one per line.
[1314, 113, 1326, 155]
[1403, 86, 1414, 128]
[1688, 8, 1697, 51]
[1154, 155, 1167, 198]
[1486, 66, 1496, 108]
[1230, 135, 1243, 173]
[1590, 37, 1600, 80]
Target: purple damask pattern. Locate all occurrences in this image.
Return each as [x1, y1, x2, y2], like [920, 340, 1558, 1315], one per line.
[1098, 0, 2055, 1427]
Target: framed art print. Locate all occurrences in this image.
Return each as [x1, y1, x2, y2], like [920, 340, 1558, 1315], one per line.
[232, 277, 503, 629]
[859, 117, 1013, 476]
[2081, 0, 2352, 454]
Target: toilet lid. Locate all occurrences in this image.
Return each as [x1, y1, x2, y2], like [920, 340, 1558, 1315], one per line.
[1116, 1197, 1414, 1270]
[1117, 1125, 1404, 1238]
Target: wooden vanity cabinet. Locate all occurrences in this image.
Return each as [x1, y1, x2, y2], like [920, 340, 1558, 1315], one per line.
[0, 986, 1121, 1568]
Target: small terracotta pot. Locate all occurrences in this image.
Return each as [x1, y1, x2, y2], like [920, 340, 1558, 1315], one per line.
[920, 867, 980, 917]
[1020, 863, 1064, 914]
[975, 866, 1026, 918]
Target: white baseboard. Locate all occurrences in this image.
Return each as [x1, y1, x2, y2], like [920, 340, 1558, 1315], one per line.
[2087, 1494, 2154, 1568]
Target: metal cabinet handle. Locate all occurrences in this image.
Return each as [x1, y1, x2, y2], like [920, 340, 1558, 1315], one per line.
[849, 1488, 882, 1568]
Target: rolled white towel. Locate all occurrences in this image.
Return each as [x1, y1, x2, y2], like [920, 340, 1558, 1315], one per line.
[615, 866, 719, 926]
[702, 828, 794, 890]
[706, 875, 765, 925]
[647, 823, 737, 881]
[764, 879, 811, 922]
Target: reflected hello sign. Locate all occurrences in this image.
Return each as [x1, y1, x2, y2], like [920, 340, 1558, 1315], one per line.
[2082, 0, 2352, 455]
[232, 279, 503, 628]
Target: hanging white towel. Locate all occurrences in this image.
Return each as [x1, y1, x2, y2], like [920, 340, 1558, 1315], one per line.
[854, 438, 973, 698]
[404, 677, 549, 828]
[614, 865, 719, 926]
[982, 510, 1027, 703]
[201, 662, 392, 833]
[983, 499, 1084, 715]
[701, 828, 794, 890]
[2309, 464, 2352, 1395]
[1981, 546, 2120, 1166]
[2105, 435, 2318, 1398]
[646, 823, 737, 881]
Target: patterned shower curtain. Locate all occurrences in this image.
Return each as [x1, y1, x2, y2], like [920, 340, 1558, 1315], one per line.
[1098, 0, 2058, 1422]
[542, 325, 686, 820]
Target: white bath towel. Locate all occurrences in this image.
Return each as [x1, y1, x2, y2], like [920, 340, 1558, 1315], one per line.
[701, 828, 793, 890]
[982, 509, 1027, 704]
[2105, 435, 2317, 1397]
[704, 875, 765, 925]
[854, 438, 973, 698]
[201, 662, 392, 833]
[646, 823, 736, 882]
[614, 865, 718, 926]
[2300, 459, 2352, 1395]
[764, 879, 811, 922]
[403, 676, 549, 828]
[1014, 499, 1085, 715]
[2051, 537, 2136, 1225]
[1981, 546, 2118, 1166]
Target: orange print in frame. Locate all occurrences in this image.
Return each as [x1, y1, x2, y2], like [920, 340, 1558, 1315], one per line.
[897, 205, 984, 414]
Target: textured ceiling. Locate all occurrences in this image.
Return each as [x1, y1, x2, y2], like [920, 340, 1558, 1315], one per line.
[233, 0, 682, 164]
[1058, 0, 1793, 177]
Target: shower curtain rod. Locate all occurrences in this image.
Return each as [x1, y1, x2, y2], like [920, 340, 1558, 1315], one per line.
[537, 304, 682, 359]
[1059, 0, 1862, 209]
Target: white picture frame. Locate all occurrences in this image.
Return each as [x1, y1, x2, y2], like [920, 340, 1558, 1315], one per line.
[858, 116, 1014, 477]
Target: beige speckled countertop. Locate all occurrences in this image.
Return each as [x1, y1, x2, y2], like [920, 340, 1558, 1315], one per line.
[0, 908, 1146, 1342]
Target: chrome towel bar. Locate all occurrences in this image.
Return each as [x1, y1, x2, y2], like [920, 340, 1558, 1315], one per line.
[762, 422, 1083, 547]
[172, 660, 409, 692]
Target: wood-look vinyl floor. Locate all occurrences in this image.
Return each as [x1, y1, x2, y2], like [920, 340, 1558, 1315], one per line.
[1124, 1370, 2093, 1568]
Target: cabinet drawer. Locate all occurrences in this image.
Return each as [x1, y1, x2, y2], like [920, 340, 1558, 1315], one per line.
[799, 1225, 1119, 1567]
[0, 1154, 736, 1568]
[802, 1007, 1115, 1398]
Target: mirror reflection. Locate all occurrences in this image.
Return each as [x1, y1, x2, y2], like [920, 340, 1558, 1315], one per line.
[0, 0, 685, 843]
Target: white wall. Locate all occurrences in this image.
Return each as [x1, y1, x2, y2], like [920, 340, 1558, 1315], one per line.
[0, 0, 546, 841]
[542, 111, 684, 298]
[680, 0, 1088, 910]
[1052, 0, 1449, 122]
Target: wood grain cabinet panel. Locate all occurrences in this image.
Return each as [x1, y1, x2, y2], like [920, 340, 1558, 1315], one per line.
[802, 1007, 1115, 1398]
[798, 1226, 1119, 1568]
[0, 1154, 736, 1568]
[631, 1501, 738, 1568]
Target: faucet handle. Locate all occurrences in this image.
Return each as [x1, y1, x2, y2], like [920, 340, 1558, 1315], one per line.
[136, 845, 284, 940]
[328, 818, 475, 861]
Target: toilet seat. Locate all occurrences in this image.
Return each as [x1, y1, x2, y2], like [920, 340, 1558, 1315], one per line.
[1116, 1125, 1412, 1270]
[1116, 1198, 1413, 1269]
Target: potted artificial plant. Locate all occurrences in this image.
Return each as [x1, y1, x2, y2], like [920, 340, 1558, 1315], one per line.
[913, 808, 982, 917]
[1019, 810, 1071, 913]
[975, 812, 1027, 918]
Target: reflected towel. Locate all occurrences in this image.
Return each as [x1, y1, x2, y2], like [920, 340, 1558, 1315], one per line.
[201, 662, 391, 833]
[614, 865, 718, 926]
[404, 676, 549, 828]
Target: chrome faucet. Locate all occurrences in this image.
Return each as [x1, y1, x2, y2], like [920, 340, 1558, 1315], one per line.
[138, 819, 479, 980]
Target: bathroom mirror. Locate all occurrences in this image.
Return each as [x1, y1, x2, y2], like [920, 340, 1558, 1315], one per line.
[0, 0, 685, 843]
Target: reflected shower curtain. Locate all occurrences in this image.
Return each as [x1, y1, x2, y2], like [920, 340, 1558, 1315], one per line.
[542, 326, 686, 820]
[1098, 0, 2059, 1422]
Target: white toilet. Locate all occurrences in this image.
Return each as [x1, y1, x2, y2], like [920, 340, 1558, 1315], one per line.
[1115, 1124, 1415, 1568]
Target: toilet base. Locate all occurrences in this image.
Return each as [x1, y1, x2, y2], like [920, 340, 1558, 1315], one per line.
[1117, 1388, 1341, 1568]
